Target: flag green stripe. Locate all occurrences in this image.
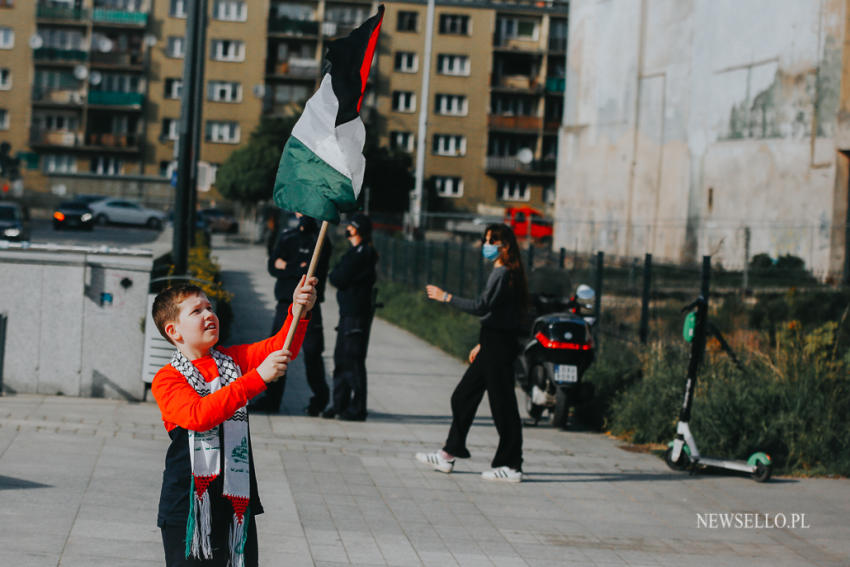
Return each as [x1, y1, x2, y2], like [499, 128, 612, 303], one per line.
[273, 136, 357, 224]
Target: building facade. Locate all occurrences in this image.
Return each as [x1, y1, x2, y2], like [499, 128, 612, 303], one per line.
[0, 0, 567, 217]
[556, 0, 850, 281]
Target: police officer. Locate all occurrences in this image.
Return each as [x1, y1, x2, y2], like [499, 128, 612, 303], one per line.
[323, 213, 377, 421]
[258, 212, 332, 415]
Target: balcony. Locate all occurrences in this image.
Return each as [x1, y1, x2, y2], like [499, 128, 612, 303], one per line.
[30, 128, 84, 148]
[33, 47, 88, 63]
[545, 77, 565, 93]
[267, 57, 319, 80]
[488, 115, 543, 131]
[268, 17, 319, 36]
[548, 37, 567, 52]
[86, 132, 141, 150]
[491, 75, 543, 93]
[322, 21, 357, 38]
[92, 9, 148, 26]
[32, 87, 86, 105]
[493, 35, 544, 53]
[91, 50, 144, 68]
[36, 4, 89, 22]
[486, 156, 556, 176]
[88, 91, 144, 106]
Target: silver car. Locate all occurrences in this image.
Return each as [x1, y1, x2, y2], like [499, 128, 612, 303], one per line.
[89, 198, 167, 230]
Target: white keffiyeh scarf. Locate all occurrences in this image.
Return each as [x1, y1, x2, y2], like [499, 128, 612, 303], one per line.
[171, 348, 251, 567]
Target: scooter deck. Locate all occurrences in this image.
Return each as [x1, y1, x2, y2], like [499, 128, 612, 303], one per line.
[697, 457, 755, 474]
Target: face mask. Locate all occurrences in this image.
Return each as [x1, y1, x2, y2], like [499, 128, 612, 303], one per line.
[482, 243, 500, 261]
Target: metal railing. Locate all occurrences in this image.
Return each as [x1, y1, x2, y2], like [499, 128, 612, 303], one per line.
[92, 8, 148, 25]
[33, 47, 88, 62]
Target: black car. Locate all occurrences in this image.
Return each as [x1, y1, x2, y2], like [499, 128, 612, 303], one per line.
[53, 200, 95, 230]
[0, 201, 31, 242]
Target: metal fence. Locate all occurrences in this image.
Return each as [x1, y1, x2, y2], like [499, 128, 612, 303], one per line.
[372, 231, 848, 346]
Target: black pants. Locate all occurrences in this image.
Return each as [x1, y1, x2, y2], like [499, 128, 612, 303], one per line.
[443, 326, 523, 471]
[161, 512, 258, 567]
[261, 303, 329, 413]
[330, 315, 369, 419]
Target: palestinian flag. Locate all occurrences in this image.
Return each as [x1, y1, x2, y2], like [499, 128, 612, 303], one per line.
[273, 5, 384, 223]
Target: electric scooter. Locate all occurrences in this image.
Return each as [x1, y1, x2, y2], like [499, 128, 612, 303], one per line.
[665, 292, 773, 482]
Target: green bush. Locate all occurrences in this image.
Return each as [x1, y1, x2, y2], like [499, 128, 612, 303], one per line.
[375, 278, 479, 361]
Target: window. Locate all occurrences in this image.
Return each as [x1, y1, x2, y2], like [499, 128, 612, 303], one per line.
[211, 40, 245, 62]
[436, 54, 470, 76]
[439, 14, 469, 35]
[498, 17, 539, 40]
[491, 95, 537, 116]
[208, 81, 242, 103]
[160, 160, 177, 178]
[213, 0, 246, 22]
[35, 112, 80, 131]
[95, 73, 139, 93]
[274, 3, 313, 20]
[0, 109, 8, 130]
[167, 36, 185, 58]
[205, 121, 240, 143]
[434, 94, 467, 116]
[44, 154, 77, 174]
[169, 0, 186, 17]
[0, 0, 14, 7]
[161, 118, 179, 141]
[273, 84, 310, 104]
[432, 134, 466, 157]
[394, 52, 418, 73]
[434, 176, 463, 198]
[0, 68, 9, 90]
[164, 78, 182, 99]
[91, 156, 124, 175]
[0, 27, 13, 49]
[390, 131, 414, 152]
[392, 91, 416, 113]
[40, 28, 84, 50]
[397, 11, 417, 32]
[499, 179, 530, 201]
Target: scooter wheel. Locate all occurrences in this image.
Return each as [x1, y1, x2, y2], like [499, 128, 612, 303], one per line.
[552, 389, 570, 429]
[664, 446, 690, 471]
[752, 462, 772, 483]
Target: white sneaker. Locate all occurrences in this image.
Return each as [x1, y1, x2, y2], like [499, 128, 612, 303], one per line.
[415, 451, 455, 473]
[482, 466, 522, 483]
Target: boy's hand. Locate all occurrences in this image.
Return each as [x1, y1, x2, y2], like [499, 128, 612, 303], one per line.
[257, 349, 291, 383]
[293, 275, 318, 313]
[468, 343, 481, 364]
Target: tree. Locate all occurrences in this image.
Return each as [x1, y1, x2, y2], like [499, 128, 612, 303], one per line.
[216, 116, 298, 206]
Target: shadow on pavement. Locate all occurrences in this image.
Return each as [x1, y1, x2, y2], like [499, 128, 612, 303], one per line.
[0, 474, 51, 490]
[524, 471, 800, 484]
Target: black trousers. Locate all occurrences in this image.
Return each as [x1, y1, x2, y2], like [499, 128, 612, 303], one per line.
[161, 512, 258, 567]
[330, 315, 369, 418]
[262, 303, 329, 413]
[443, 326, 523, 471]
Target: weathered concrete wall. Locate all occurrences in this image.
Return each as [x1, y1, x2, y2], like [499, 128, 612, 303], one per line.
[556, 0, 848, 276]
[0, 245, 152, 400]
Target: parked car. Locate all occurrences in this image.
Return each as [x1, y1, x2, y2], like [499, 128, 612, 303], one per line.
[198, 207, 239, 233]
[0, 201, 31, 242]
[504, 206, 553, 242]
[53, 200, 94, 231]
[89, 198, 167, 230]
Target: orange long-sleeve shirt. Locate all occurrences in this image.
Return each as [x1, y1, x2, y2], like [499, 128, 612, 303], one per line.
[152, 305, 310, 432]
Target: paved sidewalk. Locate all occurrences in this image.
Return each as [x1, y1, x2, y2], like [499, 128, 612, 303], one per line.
[1, 236, 848, 566]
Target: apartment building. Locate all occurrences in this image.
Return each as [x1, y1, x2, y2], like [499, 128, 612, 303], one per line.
[375, 0, 567, 215]
[0, 0, 567, 216]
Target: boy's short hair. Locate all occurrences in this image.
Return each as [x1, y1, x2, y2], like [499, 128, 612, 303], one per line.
[152, 284, 205, 344]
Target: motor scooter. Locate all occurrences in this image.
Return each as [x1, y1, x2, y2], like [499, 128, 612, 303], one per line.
[515, 285, 596, 428]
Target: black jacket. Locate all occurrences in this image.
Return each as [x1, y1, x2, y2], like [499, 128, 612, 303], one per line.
[329, 242, 377, 317]
[268, 224, 331, 303]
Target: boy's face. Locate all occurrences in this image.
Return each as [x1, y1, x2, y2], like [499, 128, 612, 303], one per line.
[165, 293, 219, 353]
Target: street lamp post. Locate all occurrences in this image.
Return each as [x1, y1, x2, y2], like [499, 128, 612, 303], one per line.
[410, 0, 435, 236]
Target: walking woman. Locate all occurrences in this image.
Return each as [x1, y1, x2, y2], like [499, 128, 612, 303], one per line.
[416, 223, 527, 482]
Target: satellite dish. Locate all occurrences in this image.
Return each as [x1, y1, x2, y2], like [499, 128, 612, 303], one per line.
[97, 37, 114, 53]
[73, 65, 88, 80]
[29, 34, 44, 49]
[516, 147, 534, 165]
[89, 71, 102, 86]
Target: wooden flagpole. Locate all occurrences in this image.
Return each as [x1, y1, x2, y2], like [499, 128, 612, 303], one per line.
[282, 220, 330, 352]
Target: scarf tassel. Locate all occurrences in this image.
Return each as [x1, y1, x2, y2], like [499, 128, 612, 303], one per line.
[227, 498, 251, 567]
[187, 475, 215, 560]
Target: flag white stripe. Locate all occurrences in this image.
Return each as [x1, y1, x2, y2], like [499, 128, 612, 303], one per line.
[291, 74, 366, 197]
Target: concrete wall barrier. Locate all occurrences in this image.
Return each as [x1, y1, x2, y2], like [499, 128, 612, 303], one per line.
[0, 243, 153, 400]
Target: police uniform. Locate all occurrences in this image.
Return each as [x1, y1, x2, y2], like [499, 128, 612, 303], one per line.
[261, 216, 331, 415]
[325, 215, 377, 421]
